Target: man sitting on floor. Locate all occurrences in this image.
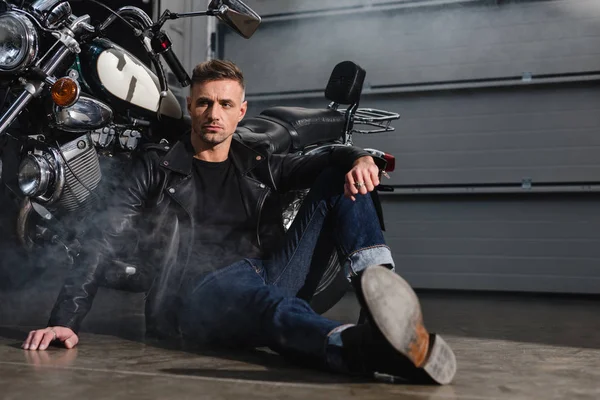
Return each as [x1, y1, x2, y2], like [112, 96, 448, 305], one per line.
[22, 59, 456, 384]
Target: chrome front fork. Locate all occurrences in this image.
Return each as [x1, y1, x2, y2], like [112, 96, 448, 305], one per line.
[0, 15, 93, 136]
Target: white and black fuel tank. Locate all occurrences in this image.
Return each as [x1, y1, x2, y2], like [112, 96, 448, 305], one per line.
[78, 38, 182, 120]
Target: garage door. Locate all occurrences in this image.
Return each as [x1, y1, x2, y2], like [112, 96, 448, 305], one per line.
[219, 0, 600, 293]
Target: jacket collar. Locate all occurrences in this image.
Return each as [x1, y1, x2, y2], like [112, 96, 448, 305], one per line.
[159, 133, 266, 176]
[158, 139, 192, 175]
[229, 138, 266, 175]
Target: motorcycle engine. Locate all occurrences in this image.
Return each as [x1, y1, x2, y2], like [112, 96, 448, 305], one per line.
[18, 134, 101, 213]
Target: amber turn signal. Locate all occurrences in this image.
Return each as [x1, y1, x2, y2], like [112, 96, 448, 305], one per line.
[51, 77, 79, 107]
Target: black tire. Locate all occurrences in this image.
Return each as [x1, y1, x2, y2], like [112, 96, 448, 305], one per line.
[308, 250, 350, 314]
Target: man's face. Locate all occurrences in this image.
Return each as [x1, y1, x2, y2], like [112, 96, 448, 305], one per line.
[187, 79, 247, 147]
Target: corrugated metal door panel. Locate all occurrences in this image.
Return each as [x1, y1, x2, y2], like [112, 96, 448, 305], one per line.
[243, 0, 364, 15]
[223, 1, 600, 294]
[245, 84, 600, 186]
[381, 194, 600, 293]
[225, 0, 600, 93]
[350, 84, 600, 186]
[245, 0, 600, 18]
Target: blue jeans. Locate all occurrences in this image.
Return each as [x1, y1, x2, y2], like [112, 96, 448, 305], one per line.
[178, 168, 394, 368]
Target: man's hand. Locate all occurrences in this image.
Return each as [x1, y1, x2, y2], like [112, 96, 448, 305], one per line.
[22, 327, 79, 351]
[344, 156, 380, 201]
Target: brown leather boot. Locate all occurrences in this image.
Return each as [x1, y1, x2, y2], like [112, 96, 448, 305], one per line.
[340, 266, 457, 384]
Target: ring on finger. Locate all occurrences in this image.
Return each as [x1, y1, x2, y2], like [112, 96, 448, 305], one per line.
[354, 182, 364, 189]
[50, 329, 57, 341]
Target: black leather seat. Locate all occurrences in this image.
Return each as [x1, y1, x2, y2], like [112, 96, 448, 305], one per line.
[236, 106, 346, 155]
[260, 107, 345, 151]
[235, 117, 293, 154]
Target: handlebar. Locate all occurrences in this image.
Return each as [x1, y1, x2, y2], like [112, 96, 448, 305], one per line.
[100, 6, 191, 88]
[150, 31, 191, 87]
[161, 47, 191, 87]
[99, 6, 153, 31]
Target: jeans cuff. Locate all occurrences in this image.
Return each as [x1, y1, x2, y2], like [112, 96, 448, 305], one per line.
[344, 245, 395, 278]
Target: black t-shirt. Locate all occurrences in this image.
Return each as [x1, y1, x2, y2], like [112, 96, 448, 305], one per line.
[188, 157, 262, 277]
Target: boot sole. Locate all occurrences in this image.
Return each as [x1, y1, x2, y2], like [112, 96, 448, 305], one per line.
[361, 266, 457, 385]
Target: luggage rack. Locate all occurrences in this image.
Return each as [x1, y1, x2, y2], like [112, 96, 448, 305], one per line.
[338, 108, 400, 134]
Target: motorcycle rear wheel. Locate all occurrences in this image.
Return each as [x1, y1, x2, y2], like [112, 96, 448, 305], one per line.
[308, 250, 350, 314]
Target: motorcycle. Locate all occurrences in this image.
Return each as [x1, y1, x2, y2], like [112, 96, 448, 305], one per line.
[0, 0, 260, 286]
[0, 0, 399, 315]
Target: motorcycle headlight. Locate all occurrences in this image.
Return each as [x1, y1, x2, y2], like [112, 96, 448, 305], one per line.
[18, 154, 52, 197]
[0, 12, 38, 73]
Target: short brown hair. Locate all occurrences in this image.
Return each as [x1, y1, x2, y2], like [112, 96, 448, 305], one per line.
[191, 59, 245, 90]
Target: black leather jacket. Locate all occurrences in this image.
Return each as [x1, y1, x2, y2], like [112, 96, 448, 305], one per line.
[48, 136, 377, 336]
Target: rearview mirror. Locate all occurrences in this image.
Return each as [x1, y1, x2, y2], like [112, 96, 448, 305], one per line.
[208, 0, 261, 39]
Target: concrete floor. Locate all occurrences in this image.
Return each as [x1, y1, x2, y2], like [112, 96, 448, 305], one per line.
[1, 282, 600, 400]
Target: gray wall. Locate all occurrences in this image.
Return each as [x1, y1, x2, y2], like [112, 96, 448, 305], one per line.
[381, 193, 600, 294]
[243, 84, 600, 188]
[227, 0, 600, 191]
[217, 0, 600, 293]
[225, 0, 600, 93]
